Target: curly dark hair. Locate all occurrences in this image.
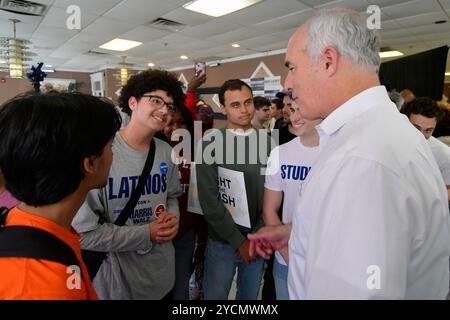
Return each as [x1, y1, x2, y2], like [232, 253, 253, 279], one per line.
[118, 69, 185, 115]
[401, 97, 445, 122]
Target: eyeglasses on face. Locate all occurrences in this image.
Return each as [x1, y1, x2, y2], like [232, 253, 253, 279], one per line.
[141, 94, 177, 114]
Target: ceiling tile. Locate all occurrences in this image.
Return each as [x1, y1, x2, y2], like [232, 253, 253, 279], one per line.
[178, 19, 240, 39]
[119, 26, 171, 43]
[381, 0, 443, 20]
[252, 9, 313, 33]
[206, 27, 261, 45]
[161, 7, 214, 26]
[223, 0, 309, 26]
[103, 0, 179, 25]
[53, 0, 122, 16]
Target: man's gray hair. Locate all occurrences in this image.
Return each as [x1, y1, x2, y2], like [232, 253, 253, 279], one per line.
[305, 8, 380, 73]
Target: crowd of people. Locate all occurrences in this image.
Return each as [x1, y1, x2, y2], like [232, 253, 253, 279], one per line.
[0, 7, 449, 300]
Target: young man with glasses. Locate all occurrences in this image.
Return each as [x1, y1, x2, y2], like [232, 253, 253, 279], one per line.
[73, 70, 184, 300]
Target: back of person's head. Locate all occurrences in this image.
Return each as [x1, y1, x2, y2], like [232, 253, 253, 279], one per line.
[271, 98, 284, 110]
[219, 79, 252, 106]
[401, 97, 445, 121]
[388, 90, 405, 111]
[400, 89, 416, 105]
[305, 7, 380, 73]
[0, 92, 121, 206]
[118, 69, 185, 116]
[253, 96, 271, 110]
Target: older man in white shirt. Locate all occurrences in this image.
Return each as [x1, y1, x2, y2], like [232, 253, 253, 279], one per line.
[249, 8, 450, 299]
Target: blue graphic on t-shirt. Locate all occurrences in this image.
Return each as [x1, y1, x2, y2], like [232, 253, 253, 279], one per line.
[160, 162, 168, 175]
[108, 174, 167, 200]
[280, 165, 311, 181]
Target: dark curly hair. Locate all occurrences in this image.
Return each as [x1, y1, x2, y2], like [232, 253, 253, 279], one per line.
[401, 97, 445, 122]
[118, 69, 185, 115]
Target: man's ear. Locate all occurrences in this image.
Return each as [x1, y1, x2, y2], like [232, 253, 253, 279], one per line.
[220, 105, 227, 116]
[322, 46, 339, 76]
[128, 96, 138, 112]
[82, 156, 96, 175]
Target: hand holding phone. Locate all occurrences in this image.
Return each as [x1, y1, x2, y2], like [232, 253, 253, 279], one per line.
[195, 62, 206, 76]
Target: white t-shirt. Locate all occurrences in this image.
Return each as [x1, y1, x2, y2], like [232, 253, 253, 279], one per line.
[428, 136, 450, 185]
[265, 137, 320, 265]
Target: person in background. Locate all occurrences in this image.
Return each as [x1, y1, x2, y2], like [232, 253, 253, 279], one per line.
[400, 88, 415, 108]
[401, 97, 450, 201]
[274, 91, 297, 145]
[388, 90, 404, 111]
[267, 98, 284, 131]
[163, 106, 206, 300]
[185, 73, 207, 120]
[252, 96, 271, 130]
[197, 79, 271, 300]
[263, 100, 322, 299]
[0, 92, 121, 299]
[72, 69, 183, 300]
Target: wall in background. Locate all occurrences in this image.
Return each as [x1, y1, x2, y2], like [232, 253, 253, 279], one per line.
[0, 70, 92, 105]
[173, 53, 288, 89]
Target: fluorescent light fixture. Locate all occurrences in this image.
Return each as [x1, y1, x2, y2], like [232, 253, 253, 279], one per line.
[42, 68, 55, 73]
[45, 64, 52, 67]
[0, 59, 6, 64]
[183, 0, 263, 17]
[379, 51, 404, 58]
[148, 63, 155, 67]
[99, 39, 142, 52]
[180, 55, 189, 60]
[445, 72, 450, 76]
[232, 43, 241, 48]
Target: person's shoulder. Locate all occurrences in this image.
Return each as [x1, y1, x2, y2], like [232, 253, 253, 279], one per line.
[429, 136, 450, 152]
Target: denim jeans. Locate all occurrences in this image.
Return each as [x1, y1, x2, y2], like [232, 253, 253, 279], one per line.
[204, 238, 264, 300]
[172, 228, 196, 300]
[273, 258, 290, 300]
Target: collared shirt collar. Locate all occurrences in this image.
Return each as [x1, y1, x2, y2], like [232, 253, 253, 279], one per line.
[318, 86, 390, 137]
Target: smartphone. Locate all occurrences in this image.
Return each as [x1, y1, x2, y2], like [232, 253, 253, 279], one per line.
[195, 62, 206, 76]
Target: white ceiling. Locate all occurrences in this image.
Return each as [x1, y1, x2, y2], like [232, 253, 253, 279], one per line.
[0, 0, 449, 73]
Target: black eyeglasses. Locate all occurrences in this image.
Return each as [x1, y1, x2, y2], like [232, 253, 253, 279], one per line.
[142, 95, 177, 114]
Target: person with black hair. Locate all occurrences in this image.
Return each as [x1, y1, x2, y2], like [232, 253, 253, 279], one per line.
[0, 92, 121, 299]
[252, 96, 271, 130]
[72, 69, 183, 300]
[196, 79, 272, 300]
[401, 97, 450, 201]
[268, 98, 284, 131]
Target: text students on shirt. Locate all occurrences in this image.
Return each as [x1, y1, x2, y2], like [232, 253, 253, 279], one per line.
[0, 93, 120, 299]
[73, 70, 183, 300]
[249, 8, 450, 299]
[264, 100, 322, 300]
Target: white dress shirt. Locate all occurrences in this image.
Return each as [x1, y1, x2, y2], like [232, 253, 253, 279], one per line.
[288, 86, 450, 299]
[428, 136, 450, 186]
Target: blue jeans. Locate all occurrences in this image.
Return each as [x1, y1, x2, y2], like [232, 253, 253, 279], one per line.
[273, 258, 289, 300]
[204, 238, 264, 300]
[172, 228, 196, 300]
